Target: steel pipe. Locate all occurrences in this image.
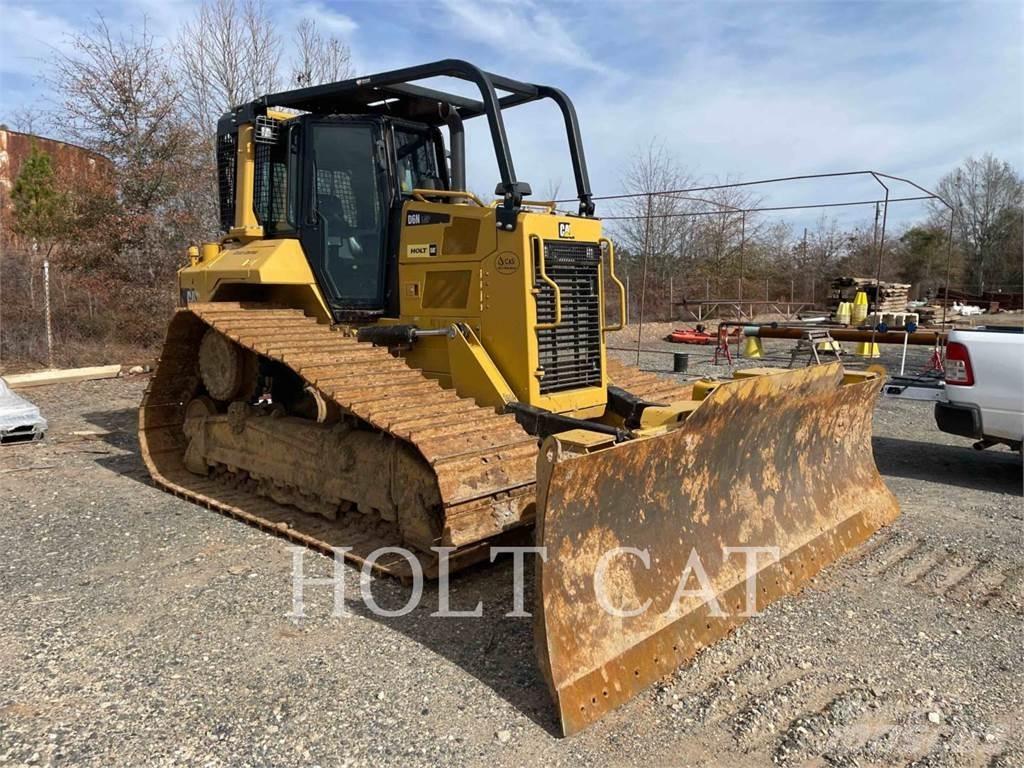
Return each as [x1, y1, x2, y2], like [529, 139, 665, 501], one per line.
[741, 325, 946, 346]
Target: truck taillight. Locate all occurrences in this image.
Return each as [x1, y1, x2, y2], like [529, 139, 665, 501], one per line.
[944, 342, 974, 386]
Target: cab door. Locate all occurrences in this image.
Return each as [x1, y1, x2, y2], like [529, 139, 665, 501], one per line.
[300, 118, 390, 317]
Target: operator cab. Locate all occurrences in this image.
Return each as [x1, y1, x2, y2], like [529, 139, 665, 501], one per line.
[235, 114, 448, 318]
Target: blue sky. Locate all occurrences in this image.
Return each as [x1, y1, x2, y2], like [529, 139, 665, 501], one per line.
[1, 0, 1022, 227]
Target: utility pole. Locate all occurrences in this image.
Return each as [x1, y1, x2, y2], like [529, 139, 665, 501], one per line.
[0, 245, 3, 369]
[798, 227, 806, 303]
[636, 193, 653, 365]
[43, 256, 54, 369]
[32, 239, 55, 368]
[738, 212, 746, 302]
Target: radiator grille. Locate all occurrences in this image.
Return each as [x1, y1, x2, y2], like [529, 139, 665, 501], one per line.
[534, 239, 603, 394]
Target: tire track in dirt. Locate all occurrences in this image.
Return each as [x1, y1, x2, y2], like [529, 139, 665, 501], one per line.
[842, 533, 1022, 614]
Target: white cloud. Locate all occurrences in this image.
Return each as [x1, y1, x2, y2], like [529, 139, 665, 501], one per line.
[469, 1, 1024, 222]
[0, 6, 77, 78]
[117, 0, 202, 41]
[436, 0, 610, 75]
[2, 0, 1019, 229]
[288, 2, 358, 36]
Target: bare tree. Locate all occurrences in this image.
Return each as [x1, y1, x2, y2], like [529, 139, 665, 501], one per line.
[755, 219, 794, 298]
[611, 139, 695, 282]
[292, 18, 353, 87]
[50, 16, 187, 212]
[11, 15, 218, 365]
[801, 215, 850, 302]
[177, 0, 283, 134]
[934, 154, 1023, 293]
[687, 182, 761, 295]
[542, 178, 562, 203]
[50, 15, 210, 278]
[808, 215, 845, 273]
[175, 0, 283, 235]
[4, 106, 48, 135]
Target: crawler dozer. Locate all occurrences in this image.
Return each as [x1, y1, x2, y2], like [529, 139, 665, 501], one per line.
[140, 60, 899, 735]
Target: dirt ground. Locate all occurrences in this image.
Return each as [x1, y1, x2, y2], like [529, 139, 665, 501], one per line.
[1, 348, 1022, 767]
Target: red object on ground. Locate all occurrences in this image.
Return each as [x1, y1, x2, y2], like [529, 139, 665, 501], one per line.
[666, 326, 742, 346]
[666, 328, 714, 345]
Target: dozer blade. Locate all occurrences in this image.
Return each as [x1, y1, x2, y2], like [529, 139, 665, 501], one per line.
[533, 363, 899, 735]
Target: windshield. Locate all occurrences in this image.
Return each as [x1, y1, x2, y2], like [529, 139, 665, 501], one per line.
[310, 123, 386, 307]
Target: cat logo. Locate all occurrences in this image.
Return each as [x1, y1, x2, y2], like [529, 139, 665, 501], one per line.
[558, 221, 574, 239]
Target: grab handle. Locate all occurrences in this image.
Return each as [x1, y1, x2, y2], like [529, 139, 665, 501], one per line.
[600, 237, 627, 332]
[411, 188, 485, 206]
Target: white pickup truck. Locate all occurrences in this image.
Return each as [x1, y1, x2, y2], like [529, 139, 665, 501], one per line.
[935, 326, 1024, 451]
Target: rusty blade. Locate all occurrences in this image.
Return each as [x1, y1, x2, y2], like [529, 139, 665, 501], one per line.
[533, 363, 899, 736]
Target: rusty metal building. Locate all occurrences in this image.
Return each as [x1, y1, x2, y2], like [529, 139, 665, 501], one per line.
[0, 128, 111, 244]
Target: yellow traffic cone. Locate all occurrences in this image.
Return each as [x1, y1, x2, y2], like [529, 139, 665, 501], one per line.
[851, 292, 869, 325]
[816, 339, 842, 354]
[854, 341, 881, 358]
[742, 335, 763, 358]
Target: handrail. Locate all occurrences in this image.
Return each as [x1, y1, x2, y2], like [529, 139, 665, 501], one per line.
[600, 237, 627, 332]
[531, 235, 563, 331]
[411, 188, 485, 206]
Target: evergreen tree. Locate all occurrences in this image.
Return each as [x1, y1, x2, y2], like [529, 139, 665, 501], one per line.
[10, 145, 69, 251]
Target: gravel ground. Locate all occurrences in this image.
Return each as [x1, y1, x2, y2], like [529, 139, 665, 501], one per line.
[1, 343, 1022, 767]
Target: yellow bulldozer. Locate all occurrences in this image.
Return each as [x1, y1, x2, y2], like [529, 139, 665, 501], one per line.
[140, 60, 899, 735]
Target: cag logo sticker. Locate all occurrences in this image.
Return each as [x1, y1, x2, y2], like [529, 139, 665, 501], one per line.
[558, 222, 574, 239]
[495, 252, 520, 274]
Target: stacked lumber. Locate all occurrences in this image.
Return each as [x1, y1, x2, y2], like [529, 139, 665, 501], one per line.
[828, 276, 910, 313]
[915, 305, 941, 325]
[3, 365, 122, 390]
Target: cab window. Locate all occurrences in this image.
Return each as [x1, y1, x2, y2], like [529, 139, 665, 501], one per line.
[394, 127, 442, 195]
[253, 123, 296, 234]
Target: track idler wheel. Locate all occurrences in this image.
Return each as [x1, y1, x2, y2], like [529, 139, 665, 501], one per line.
[198, 329, 258, 401]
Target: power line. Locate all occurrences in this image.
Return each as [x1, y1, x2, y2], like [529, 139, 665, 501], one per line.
[597, 194, 935, 221]
[557, 169, 952, 210]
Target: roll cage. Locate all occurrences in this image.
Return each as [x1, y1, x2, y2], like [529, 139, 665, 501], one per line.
[217, 58, 596, 226]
